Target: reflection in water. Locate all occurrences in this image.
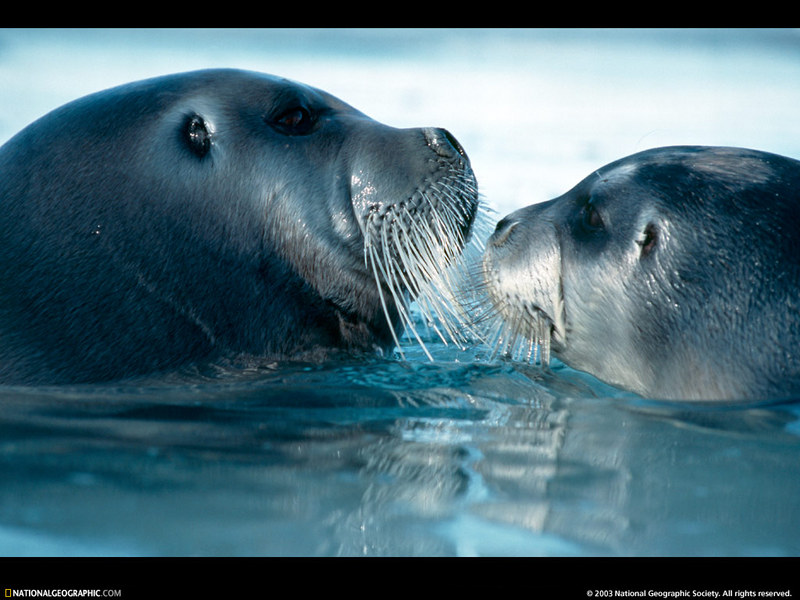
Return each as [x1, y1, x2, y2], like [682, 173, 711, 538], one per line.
[0, 350, 797, 556]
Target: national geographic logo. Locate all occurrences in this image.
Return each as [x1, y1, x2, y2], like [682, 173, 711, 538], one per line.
[5, 591, 122, 598]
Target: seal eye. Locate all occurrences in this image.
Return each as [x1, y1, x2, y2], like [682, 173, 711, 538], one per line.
[183, 114, 211, 158]
[580, 201, 604, 232]
[638, 223, 658, 258]
[270, 106, 316, 136]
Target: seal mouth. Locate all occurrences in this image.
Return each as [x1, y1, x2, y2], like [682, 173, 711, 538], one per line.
[362, 163, 487, 359]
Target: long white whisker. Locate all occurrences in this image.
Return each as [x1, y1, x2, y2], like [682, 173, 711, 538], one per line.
[366, 241, 404, 357]
[380, 220, 435, 361]
[360, 164, 489, 361]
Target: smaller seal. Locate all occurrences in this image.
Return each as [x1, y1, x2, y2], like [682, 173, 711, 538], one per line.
[481, 146, 800, 401]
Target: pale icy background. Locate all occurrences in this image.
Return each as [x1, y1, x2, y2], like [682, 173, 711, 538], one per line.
[3, 28, 800, 218]
[0, 29, 799, 560]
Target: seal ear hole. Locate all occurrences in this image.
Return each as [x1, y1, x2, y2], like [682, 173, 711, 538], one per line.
[182, 114, 212, 158]
[638, 223, 658, 258]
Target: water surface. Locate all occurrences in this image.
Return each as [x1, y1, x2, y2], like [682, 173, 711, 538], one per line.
[1, 340, 797, 557]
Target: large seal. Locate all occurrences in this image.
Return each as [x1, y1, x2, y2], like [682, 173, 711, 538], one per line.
[481, 146, 800, 401]
[0, 68, 482, 385]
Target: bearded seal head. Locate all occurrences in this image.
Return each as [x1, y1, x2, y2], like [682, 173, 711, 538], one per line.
[480, 146, 800, 401]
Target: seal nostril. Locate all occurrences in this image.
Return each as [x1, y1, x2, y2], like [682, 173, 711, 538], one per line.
[424, 127, 467, 159]
[494, 217, 510, 234]
[490, 217, 519, 246]
[441, 128, 466, 158]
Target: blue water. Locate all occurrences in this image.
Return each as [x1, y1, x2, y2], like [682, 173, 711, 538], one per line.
[1, 28, 799, 558]
[1, 341, 798, 557]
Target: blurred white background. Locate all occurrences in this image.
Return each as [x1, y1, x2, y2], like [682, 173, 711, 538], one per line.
[2, 28, 799, 217]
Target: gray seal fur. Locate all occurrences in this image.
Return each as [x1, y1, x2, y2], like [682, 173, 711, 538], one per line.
[482, 146, 800, 401]
[0, 69, 480, 384]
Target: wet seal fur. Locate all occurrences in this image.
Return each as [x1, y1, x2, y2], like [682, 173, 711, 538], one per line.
[0, 69, 483, 384]
[481, 146, 800, 401]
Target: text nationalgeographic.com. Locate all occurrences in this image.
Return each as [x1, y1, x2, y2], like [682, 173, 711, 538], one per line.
[5, 590, 122, 598]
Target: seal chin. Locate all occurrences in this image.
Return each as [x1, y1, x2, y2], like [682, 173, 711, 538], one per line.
[479, 274, 567, 366]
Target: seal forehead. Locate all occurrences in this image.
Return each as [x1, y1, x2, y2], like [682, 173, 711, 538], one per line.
[595, 161, 640, 185]
[689, 148, 776, 184]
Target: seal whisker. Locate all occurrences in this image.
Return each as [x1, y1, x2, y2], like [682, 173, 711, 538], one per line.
[475, 286, 553, 366]
[366, 242, 405, 355]
[409, 216, 479, 345]
[378, 218, 436, 360]
[389, 208, 463, 348]
[354, 151, 490, 363]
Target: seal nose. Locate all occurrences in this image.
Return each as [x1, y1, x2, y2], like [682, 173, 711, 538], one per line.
[424, 127, 468, 160]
